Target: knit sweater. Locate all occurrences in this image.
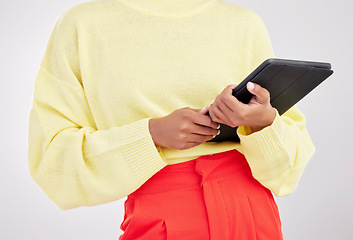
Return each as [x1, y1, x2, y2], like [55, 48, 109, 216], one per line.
[27, 0, 316, 210]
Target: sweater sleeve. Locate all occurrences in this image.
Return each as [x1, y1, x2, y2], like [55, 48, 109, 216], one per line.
[27, 8, 167, 210]
[237, 12, 316, 196]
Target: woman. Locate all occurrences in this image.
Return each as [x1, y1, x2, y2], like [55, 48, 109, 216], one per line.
[28, 0, 315, 239]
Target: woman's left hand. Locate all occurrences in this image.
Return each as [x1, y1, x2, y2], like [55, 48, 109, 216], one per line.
[207, 82, 276, 133]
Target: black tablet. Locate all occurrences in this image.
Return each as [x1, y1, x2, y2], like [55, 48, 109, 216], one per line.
[207, 58, 334, 142]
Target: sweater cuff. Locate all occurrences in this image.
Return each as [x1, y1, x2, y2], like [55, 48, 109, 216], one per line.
[237, 109, 285, 159]
[119, 118, 168, 183]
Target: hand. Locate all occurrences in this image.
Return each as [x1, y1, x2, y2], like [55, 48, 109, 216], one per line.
[148, 107, 220, 150]
[208, 82, 276, 133]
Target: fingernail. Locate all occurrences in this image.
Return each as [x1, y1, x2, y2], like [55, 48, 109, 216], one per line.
[217, 130, 220, 135]
[211, 98, 215, 104]
[217, 124, 221, 129]
[247, 82, 254, 90]
[230, 84, 237, 88]
[201, 106, 207, 112]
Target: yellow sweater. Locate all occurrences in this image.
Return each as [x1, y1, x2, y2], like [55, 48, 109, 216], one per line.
[28, 0, 316, 210]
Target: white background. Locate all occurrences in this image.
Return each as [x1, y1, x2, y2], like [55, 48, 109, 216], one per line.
[1, 0, 352, 239]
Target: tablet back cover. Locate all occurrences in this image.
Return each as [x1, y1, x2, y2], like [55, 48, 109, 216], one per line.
[208, 58, 333, 142]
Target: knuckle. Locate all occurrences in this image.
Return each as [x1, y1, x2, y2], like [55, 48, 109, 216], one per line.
[181, 107, 192, 115]
[213, 110, 222, 120]
[212, 115, 220, 123]
[179, 108, 187, 114]
[179, 132, 188, 141]
[181, 112, 191, 121]
[220, 94, 228, 102]
[182, 123, 191, 132]
[176, 133, 185, 142]
[210, 111, 220, 124]
[209, 112, 217, 122]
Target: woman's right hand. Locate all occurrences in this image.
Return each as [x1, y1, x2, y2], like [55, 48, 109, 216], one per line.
[148, 107, 220, 150]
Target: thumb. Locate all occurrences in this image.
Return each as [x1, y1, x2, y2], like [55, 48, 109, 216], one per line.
[246, 82, 270, 104]
[199, 105, 209, 115]
[189, 107, 204, 113]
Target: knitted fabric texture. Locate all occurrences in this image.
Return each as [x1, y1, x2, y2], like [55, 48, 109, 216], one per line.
[28, 0, 315, 210]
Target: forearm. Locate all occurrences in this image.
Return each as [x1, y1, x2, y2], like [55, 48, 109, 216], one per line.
[28, 71, 167, 209]
[237, 106, 315, 196]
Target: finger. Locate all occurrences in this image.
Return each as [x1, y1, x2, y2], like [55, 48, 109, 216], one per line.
[208, 103, 227, 125]
[220, 84, 237, 97]
[189, 106, 210, 116]
[209, 94, 235, 126]
[219, 84, 246, 113]
[216, 99, 237, 126]
[247, 82, 270, 104]
[190, 110, 220, 129]
[180, 142, 202, 150]
[191, 123, 220, 137]
[186, 133, 216, 144]
[199, 105, 209, 115]
[230, 83, 237, 90]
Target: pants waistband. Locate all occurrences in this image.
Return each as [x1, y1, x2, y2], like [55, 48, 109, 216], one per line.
[132, 149, 249, 195]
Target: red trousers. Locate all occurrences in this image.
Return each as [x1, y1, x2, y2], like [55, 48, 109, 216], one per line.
[119, 149, 283, 240]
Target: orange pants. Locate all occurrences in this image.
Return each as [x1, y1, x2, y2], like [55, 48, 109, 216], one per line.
[118, 149, 283, 240]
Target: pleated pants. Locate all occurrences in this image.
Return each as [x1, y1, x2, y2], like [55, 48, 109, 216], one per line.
[118, 149, 283, 240]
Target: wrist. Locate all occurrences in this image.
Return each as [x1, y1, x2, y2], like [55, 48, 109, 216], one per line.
[250, 107, 276, 133]
[148, 118, 162, 148]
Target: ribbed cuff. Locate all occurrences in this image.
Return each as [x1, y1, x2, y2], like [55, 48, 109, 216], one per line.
[237, 110, 293, 192]
[119, 118, 168, 183]
[237, 109, 285, 159]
